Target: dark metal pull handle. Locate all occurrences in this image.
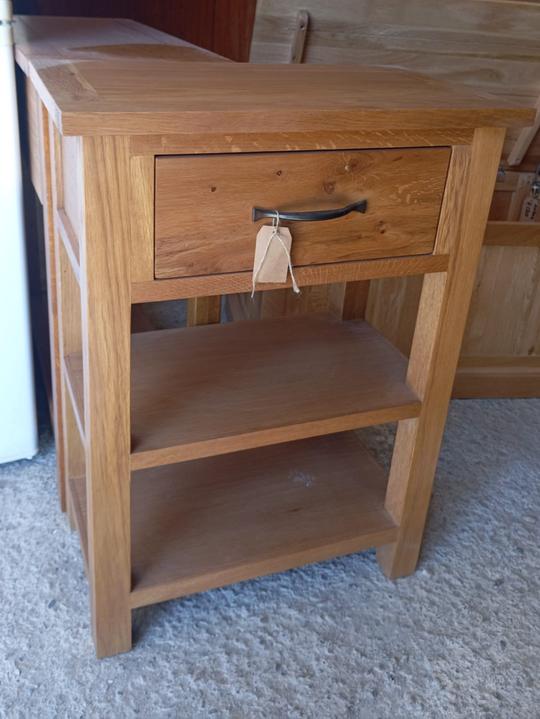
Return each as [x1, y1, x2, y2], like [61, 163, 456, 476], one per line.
[252, 199, 367, 223]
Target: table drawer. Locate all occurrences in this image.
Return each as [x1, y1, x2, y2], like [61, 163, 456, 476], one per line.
[154, 148, 451, 279]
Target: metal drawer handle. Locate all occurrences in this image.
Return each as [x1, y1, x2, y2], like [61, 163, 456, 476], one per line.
[252, 199, 367, 223]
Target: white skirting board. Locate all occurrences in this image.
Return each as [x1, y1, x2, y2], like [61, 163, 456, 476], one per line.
[0, 3, 38, 463]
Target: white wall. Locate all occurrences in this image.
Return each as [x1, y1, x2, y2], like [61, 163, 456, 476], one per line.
[0, 2, 38, 463]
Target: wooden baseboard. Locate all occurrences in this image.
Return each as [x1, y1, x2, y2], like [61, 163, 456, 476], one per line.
[453, 357, 540, 398]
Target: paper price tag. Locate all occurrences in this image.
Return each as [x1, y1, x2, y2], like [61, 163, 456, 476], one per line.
[252, 226, 293, 284]
[520, 195, 538, 222]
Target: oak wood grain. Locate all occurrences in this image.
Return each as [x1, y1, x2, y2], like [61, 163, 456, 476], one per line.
[377, 130, 506, 579]
[69, 432, 398, 609]
[15, 23, 533, 138]
[186, 296, 222, 327]
[61, 136, 84, 243]
[129, 154, 154, 283]
[126, 317, 420, 469]
[80, 135, 132, 658]
[155, 148, 450, 278]
[132, 254, 449, 304]
[484, 221, 540, 247]
[56, 209, 80, 281]
[64, 311, 421, 470]
[130, 129, 476, 157]
[62, 354, 85, 444]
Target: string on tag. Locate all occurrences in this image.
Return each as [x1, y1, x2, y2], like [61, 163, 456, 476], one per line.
[251, 211, 300, 298]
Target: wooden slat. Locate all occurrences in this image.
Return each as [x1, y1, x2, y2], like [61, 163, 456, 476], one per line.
[80, 135, 132, 658]
[55, 218, 83, 529]
[462, 244, 540, 357]
[288, 9, 309, 63]
[131, 254, 449, 303]
[130, 128, 476, 156]
[62, 354, 85, 444]
[63, 386, 86, 534]
[129, 155, 154, 283]
[56, 209, 81, 281]
[60, 136, 84, 242]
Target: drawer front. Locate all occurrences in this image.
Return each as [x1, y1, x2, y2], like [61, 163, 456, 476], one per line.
[154, 148, 450, 279]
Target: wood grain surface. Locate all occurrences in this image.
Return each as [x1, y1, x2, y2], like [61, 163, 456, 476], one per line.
[378, 130, 506, 578]
[69, 432, 397, 608]
[80, 135, 133, 657]
[14, 16, 533, 136]
[132, 254, 449, 304]
[126, 316, 420, 469]
[155, 148, 450, 278]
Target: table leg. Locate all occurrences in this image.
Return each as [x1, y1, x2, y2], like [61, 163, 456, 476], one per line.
[81, 136, 132, 657]
[378, 128, 505, 578]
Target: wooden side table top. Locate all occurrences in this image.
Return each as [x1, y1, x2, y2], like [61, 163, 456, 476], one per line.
[15, 15, 533, 137]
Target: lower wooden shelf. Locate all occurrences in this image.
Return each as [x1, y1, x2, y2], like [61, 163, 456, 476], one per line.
[69, 431, 397, 609]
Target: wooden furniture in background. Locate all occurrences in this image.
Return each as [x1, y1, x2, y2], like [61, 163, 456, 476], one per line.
[14, 0, 257, 62]
[16, 15, 531, 657]
[247, 0, 540, 398]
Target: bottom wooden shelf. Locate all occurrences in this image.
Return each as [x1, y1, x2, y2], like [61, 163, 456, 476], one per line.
[70, 432, 397, 609]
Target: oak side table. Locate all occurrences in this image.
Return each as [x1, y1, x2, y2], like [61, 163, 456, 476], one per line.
[15, 16, 533, 657]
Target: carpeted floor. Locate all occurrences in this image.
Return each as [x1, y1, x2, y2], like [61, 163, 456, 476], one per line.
[0, 399, 539, 718]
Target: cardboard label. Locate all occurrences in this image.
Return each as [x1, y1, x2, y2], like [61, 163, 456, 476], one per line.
[252, 226, 293, 284]
[520, 195, 539, 222]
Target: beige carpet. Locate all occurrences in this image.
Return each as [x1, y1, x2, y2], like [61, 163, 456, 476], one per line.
[0, 399, 539, 718]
